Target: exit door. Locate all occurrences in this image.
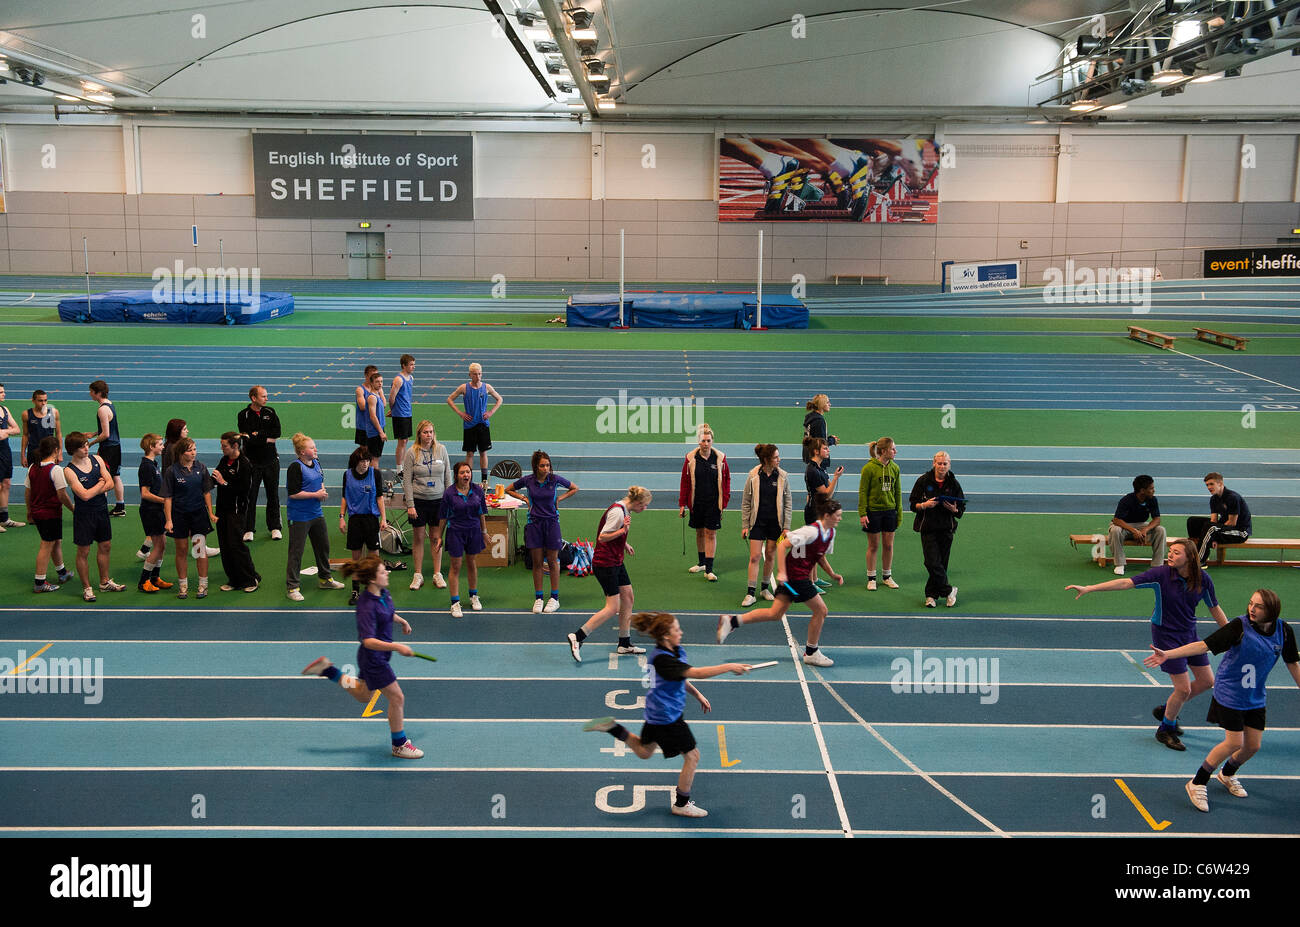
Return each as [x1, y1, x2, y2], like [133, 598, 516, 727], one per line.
[346, 232, 386, 279]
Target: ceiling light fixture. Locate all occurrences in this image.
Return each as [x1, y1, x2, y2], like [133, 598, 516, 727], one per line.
[566, 8, 593, 28]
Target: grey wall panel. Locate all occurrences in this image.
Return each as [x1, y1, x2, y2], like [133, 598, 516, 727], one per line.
[385, 232, 420, 255]
[1123, 203, 1187, 224]
[657, 257, 720, 281]
[881, 236, 937, 260]
[311, 232, 345, 254]
[138, 194, 194, 216]
[140, 229, 200, 251]
[256, 218, 310, 232]
[474, 219, 533, 234]
[420, 220, 475, 233]
[420, 233, 475, 256]
[826, 237, 882, 260]
[878, 258, 937, 281]
[602, 234, 656, 257]
[6, 192, 69, 213]
[193, 195, 255, 217]
[536, 234, 591, 257]
[601, 220, 658, 236]
[657, 201, 716, 222]
[258, 254, 316, 276]
[10, 251, 73, 272]
[1067, 204, 1125, 223]
[937, 222, 999, 239]
[1186, 203, 1243, 224]
[603, 200, 657, 221]
[420, 255, 476, 277]
[312, 254, 347, 276]
[257, 231, 314, 254]
[535, 255, 590, 278]
[659, 235, 719, 259]
[936, 202, 997, 223]
[658, 220, 719, 236]
[826, 259, 882, 277]
[386, 255, 421, 277]
[12, 227, 72, 250]
[69, 213, 128, 230]
[998, 203, 1055, 223]
[770, 235, 826, 259]
[535, 200, 588, 220]
[69, 228, 127, 251]
[476, 199, 535, 221]
[74, 251, 129, 274]
[536, 219, 590, 235]
[474, 256, 535, 277]
[67, 194, 125, 215]
[137, 215, 205, 231]
[1243, 203, 1300, 223]
[474, 233, 536, 257]
[7, 213, 71, 228]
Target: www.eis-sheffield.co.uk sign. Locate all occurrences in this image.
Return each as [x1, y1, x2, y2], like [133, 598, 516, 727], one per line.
[252, 134, 473, 219]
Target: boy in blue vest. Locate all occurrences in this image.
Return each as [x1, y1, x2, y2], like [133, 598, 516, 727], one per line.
[446, 362, 503, 487]
[1145, 588, 1298, 812]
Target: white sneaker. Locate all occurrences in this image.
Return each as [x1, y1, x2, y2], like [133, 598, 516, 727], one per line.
[760, 588, 774, 601]
[287, 588, 305, 601]
[470, 595, 482, 611]
[882, 577, 899, 589]
[688, 564, 706, 573]
[1185, 779, 1209, 812]
[220, 584, 235, 592]
[925, 597, 937, 608]
[1113, 565, 1125, 576]
[450, 601, 463, 618]
[136, 548, 149, 561]
[2, 519, 25, 528]
[946, 587, 958, 607]
[206, 545, 220, 557]
[740, 594, 757, 607]
[1216, 771, 1248, 798]
[543, 598, 561, 613]
[531, 597, 544, 614]
[243, 531, 254, 542]
[567, 632, 582, 662]
[803, 650, 834, 667]
[270, 529, 283, 540]
[716, 615, 735, 644]
[319, 578, 345, 590]
[671, 800, 708, 818]
[867, 579, 877, 591]
[392, 740, 424, 759]
[410, 573, 424, 591]
[616, 643, 646, 655]
[432, 572, 447, 588]
[705, 572, 718, 582]
[582, 717, 616, 732]
[99, 579, 125, 592]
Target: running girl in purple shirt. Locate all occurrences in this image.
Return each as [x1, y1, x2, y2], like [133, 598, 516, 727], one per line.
[301, 555, 423, 759]
[508, 450, 578, 614]
[1068, 537, 1227, 751]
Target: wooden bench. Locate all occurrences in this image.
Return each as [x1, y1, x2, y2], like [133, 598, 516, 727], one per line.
[1194, 327, 1248, 351]
[1127, 326, 1175, 349]
[833, 274, 889, 285]
[1070, 534, 1300, 567]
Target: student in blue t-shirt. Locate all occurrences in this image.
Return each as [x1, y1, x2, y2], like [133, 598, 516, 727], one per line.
[446, 362, 503, 486]
[1069, 538, 1228, 751]
[301, 555, 424, 759]
[1145, 588, 1298, 813]
[388, 354, 416, 472]
[507, 450, 578, 614]
[584, 611, 752, 819]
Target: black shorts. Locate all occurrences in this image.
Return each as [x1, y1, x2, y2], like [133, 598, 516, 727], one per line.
[409, 497, 441, 528]
[776, 578, 821, 604]
[139, 505, 165, 537]
[863, 509, 899, 534]
[354, 427, 367, 446]
[803, 504, 817, 526]
[392, 417, 413, 440]
[347, 513, 381, 552]
[73, 505, 111, 547]
[594, 563, 631, 597]
[365, 436, 385, 460]
[35, 516, 63, 542]
[748, 517, 783, 542]
[688, 504, 721, 531]
[1207, 696, 1266, 732]
[168, 509, 211, 539]
[99, 444, 122, 477]
[0, 452, 11, 482]
[639, 715, 696, 759]
[462, 423, 492, 454]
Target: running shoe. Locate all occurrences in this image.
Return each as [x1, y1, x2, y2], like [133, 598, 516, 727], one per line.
[301, 656, 331, 675]
[867, 579, 877, 591]
[287, 588, 305, 602]
[671, 801, 708, 818]
[391, 740, 424, 759]
[582, 717, 616, 732]
[109, 507, 126, 518]
[705, 572, 718, 583]
[882, 577, 900, 589]
[82, 587, 96, 602]
[1156, 728, 1186, 751]
[1215, 770, 1247, 798]
[432, 573, 447, 588]
[99, 580, 125, 592]
[616, 643, 646, 655]
[1185, 780, 1209, 812]
[567, 632, 582, 662]
[140, 580, 159, 594]
[845, 153, 874, 219]
[543, 598, 561, 613]
[2, 519, 26, 528]
[740, 594, 757, 607]
[946, 586, 958, 607]
[803, 650, 834, 667]
[716, 615, 735, 644]
[243, 585, 259, 593]
[688, 564, 707, 574]
[220, 584, 235, 592]
[760, 588, 774, 601]
[410, 573, 424, 591]
[470, 595, 482, 611]
[925, 597, 937, 608]
[34, 582, 59, 593]
[270, 529, 283, 540]
[764, 156, 806, 213]
[176, 589, 188, 600]
[450, 601, 463, 618]
[136, 548, 149, 561]
[319, 578, 345, 590]
[243, 531, 254, 542]
[532, 598, 544, 614]
[348, 589, 359, 606]
[196, 585, 208, 599]
[153, 577, 174, 589]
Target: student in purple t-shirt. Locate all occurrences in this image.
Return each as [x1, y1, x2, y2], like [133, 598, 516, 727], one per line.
[439, 461, 487, 619]
[300, 555, 423, 759]
[507, 450, 579, 615]
[1068, 538, 1228, 751]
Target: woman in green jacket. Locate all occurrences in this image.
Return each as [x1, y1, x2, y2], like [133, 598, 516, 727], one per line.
[858, 436, 902, 591]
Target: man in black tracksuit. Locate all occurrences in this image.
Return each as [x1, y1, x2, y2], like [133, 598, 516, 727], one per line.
[237, 385, 283, 541]
[909, 451, 967, 608]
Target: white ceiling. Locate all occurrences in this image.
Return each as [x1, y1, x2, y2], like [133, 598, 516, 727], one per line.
[0, 1, 1298, 121]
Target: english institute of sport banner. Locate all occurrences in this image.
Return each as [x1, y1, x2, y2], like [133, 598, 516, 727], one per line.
[719, 136, 937, 223]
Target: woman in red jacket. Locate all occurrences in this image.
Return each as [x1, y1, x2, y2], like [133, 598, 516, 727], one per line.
[678, 424, 730, 582]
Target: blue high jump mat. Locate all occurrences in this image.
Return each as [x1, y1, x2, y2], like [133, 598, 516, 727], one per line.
[567, 292, 807, 328]
[58, 290, 294, 325]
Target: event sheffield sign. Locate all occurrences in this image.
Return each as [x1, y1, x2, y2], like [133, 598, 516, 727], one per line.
[252, 134, 473, 219]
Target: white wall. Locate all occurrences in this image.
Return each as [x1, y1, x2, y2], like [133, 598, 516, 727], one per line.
[476, 131, 590, 198]
[4, 124, 125, 192]
[1068, 135, 1184, 202]
[140, 127, 253, 194]
[940, 134, 1057, 202]
[603, 133, 714, 200]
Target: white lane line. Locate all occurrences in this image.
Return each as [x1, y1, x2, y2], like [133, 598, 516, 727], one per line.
[1169, 347, 1300, 393]
[780, 616, 853, 838]
[1119, 650, 1165, 686]
[806, 665, 1009, 838]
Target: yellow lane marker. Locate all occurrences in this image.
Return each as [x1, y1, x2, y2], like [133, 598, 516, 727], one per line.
[10, 643, 53, 674]
[1115, 778, 1171, 831]
[362, 690, 385, 717]
[717, 724, 741, 767]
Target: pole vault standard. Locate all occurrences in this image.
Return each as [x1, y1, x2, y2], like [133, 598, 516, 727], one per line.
[83, 238, 91, 318]
[754, 229, 765, 331]
[617, 227, 626, 329]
